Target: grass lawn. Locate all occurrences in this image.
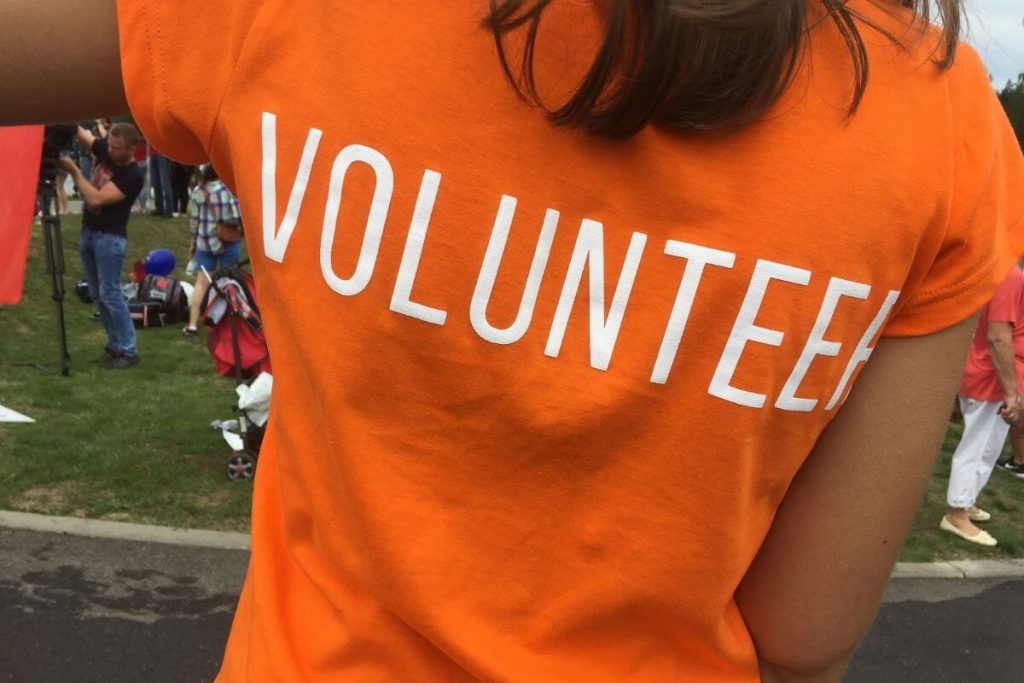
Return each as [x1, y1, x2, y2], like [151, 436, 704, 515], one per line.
[3, 214, 1024, 558]
[901, 417, 1024, 562]
[0, 212, 251, 531]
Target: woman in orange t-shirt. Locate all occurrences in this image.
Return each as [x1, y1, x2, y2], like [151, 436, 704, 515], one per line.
[3, 2, 1024, 681]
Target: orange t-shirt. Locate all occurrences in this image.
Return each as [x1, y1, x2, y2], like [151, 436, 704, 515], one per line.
[117, 1, 1024, 680]
[960, 267, 1024, 401]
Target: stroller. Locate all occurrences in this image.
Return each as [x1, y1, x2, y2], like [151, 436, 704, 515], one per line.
[202, 262, 272, 481]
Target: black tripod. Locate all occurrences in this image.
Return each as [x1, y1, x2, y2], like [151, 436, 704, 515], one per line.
[37, 167, 71, 377]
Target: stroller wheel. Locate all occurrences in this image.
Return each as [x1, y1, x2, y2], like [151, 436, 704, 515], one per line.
[226, 451, 257, 481]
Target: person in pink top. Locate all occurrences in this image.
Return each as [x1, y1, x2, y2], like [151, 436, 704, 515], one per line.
[942, 266, 1024, 546]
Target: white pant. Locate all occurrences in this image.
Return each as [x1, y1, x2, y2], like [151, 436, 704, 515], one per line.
[946, 397, 1010, 509]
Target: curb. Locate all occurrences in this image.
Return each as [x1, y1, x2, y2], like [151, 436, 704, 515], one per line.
[891, 559, 1024, 579]
[0, 510, 250, 551]
[4, 510, 1024, 578]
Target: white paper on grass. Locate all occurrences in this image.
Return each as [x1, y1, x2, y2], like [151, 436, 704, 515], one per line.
[0, 405, 34, 423]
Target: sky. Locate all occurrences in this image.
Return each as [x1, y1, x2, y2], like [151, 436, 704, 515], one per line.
[964, 0, 1024, 88]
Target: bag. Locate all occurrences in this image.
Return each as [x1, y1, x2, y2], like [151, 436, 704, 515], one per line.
[139, 273, 189, 323]
[216, 220, 243, 243]
[129, 301, 165, 329]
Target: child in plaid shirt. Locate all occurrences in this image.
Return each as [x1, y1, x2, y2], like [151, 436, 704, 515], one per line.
[183, 164, 242, 334]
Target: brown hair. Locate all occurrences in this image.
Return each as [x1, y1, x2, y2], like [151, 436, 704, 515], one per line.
[201, 164, 221, 185]
[483, 0, 964, 139]
[109, 122, 141, 147]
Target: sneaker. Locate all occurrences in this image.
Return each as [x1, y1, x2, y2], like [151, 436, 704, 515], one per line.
[90, 347, 116, 363]
[997, 459, 1024, 478]
[107, 354, 141, 370]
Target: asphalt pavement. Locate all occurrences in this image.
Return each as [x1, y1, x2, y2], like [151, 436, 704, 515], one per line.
[848, 577, 1024, 682]
[2, 522, 1023, 682]
[0, 526, 246, 682]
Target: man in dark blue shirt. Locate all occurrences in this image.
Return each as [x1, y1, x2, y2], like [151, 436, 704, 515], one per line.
[59, 122, 145, 369]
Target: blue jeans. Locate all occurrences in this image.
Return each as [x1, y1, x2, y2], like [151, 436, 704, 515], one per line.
[78, 153, 93, 182]
[80, 229, 137, 356]
[149, 153, 174, 216]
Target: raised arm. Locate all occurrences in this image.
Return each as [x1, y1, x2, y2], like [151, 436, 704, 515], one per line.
[735, 315, 977, 682]
[76, 125, 97, 151]
[0, 0, 126, 125]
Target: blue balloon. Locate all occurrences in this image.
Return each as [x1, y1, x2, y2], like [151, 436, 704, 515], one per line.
[144, 248, 177, 276]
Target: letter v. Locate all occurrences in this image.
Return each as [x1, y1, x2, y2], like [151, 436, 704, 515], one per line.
[261, 112, 323, 263]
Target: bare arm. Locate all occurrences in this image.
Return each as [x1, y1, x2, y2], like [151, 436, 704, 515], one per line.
[0, 0, 126, 125]
[76, 125, 97, 150]
[983, 321, 1015, 405]
[189, 203, 199, 255]
[59, 156, 126, 210]
[736, 315, 977, 682]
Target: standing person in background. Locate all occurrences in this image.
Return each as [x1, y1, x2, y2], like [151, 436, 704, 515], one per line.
[133, 137, 150, 213]
[171, 161, 195, 216]
[73, 119, 109, 203]
[182, 164, 242, 335]
[148, 146, 174, 218]
[57, 122, 145, 370]
[997, 427, 1024, 477]
[55, 167, 69, 215]
[73, 133, 92, 182]
[942, 266, 1024, 546]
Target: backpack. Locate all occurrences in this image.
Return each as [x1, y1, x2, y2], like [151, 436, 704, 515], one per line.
[138, 273, 189, 323]
[129, 301, 166, 329]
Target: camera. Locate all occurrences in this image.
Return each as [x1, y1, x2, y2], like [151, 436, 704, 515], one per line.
[38, 122, 78, 185]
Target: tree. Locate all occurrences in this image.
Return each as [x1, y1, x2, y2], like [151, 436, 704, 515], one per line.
[997, 73, 1024, 151]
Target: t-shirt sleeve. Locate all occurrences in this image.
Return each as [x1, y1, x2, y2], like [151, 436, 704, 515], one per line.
[221, 191, 243, 224]
[112, 164, 145, 203]
[90, 138, 111, 165]
[116, 0, 265, 164]
[987, 269, 1023, 325]
[883, 44, 1024, 337]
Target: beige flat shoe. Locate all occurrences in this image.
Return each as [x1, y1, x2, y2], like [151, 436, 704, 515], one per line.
[940, 516, 997, 547]
[968, 508, 991, 522]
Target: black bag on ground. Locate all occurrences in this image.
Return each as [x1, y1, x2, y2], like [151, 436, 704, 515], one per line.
[138, 273, 189, 323]
[129, 301, 165, 329]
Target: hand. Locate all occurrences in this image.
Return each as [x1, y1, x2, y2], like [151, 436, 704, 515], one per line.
[998, 394, 1023, 426]
[57, 155, 77, 174]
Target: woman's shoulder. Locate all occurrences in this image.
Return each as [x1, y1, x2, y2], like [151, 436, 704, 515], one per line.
[849, 0, 987, 93]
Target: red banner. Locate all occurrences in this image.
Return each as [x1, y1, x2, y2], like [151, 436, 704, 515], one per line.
[0, 126, 43, 305]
